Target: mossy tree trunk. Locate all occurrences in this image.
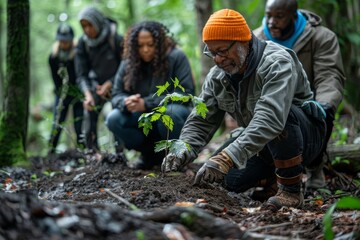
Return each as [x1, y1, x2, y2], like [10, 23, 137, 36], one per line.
[0, 1, 5, 111]
[0, 0, 29, 166]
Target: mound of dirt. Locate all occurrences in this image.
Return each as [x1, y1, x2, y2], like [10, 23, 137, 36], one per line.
[0, 149, 359, 239]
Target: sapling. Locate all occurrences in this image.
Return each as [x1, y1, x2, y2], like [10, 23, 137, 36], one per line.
[138, 77, 208, 160]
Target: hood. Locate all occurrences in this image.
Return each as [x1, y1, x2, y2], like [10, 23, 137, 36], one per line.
[299, 9, 322, 27]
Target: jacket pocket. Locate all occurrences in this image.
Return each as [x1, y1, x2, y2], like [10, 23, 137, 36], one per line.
[217, 98, 236, 113]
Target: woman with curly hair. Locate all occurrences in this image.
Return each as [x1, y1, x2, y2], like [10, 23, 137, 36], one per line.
[106, 21, 195, 169]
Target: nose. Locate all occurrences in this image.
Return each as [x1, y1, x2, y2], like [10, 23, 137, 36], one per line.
[213, 54, 226, 63]
[140, 45, 150, 53]
[268, 17, 276, 27]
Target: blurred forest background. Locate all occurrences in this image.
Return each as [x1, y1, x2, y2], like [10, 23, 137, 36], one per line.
[0, 0, 359, 160]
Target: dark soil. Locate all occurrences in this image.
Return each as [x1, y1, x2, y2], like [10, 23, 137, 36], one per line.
[2, 110, 360, 240]
[1, 145, 360, 240]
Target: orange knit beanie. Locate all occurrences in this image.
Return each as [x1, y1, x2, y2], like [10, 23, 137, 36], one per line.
[203, 9, 251, 42]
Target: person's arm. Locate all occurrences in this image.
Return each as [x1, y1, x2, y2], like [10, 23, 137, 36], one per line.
[224, 48, 306, 169]
[312, 28, 345, 112]
[111, 61, 130, 112]
[74, 37, 91, 94]
[48, 53, 62, 95]
[179, 67, 226, 155]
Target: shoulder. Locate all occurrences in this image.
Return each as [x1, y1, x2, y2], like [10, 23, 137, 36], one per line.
[253, 27, 266, 39]
[168, 47, 188, 60]
[263, 42, 293, 59]
[259, 42, 299, 72]
[50, 41, 60, 57]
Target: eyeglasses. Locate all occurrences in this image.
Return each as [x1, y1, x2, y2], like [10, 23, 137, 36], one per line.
[203, 41, 236, 59]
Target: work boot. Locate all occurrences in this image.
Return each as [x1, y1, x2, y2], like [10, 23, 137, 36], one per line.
[264, 189, 304, 212]
[306, 164, 326, 190]
[251, 178, 278, 202]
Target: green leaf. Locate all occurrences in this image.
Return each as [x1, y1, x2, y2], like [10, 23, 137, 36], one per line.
[144, 172, 158, 178]
[154, 140, 175, 152]
[169, 140, 191, 156]
[172, 77, 185, 92]
[318, 188, 332, 195]
[161, 114, 174, 131]
[153, 105, 167, 114]
[195, 102, 208, 119]
[169, 92, 191, 103]
[154, 139, 190, 155]
[323, 196, 360, 240]
[150, 112, 162, 122]
[159, 96, 169, 107]
[155, 81, 170, 96]
[335, 196, 360, 209]
[138, 114, 153, 136]
[323, 203, 336, 240]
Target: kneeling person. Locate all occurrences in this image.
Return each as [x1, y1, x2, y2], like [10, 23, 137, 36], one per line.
[162, 9, 326, 211]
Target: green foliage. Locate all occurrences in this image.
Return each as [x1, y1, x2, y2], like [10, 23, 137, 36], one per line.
[138, 78, 208, 156]
[323, 196, 360, 240]
[331, 101, 349, 145]
[138, 77, 208, 137]
[154, 139, 191, 156]
[331, 156, 350, 166]
[135, 230, 145, 240]
[180, 211, 195, 226]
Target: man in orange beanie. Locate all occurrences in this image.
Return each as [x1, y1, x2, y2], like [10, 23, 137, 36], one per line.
[162, 9, 326, 211]
[253, 0, 345, 195]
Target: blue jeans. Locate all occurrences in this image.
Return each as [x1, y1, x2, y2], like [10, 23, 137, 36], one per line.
[105, 104, 191, 166]
[222, 105, 326, 193]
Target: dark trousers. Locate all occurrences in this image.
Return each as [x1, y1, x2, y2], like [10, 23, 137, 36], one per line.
[220, 105, 326, 193]
[106, 104, 191, 167]
[83, 94, 107, 152]
[49, 95, 84, 153]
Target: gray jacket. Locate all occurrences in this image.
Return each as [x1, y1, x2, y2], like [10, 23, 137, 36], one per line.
[254, 10, 345, 112]
[180, 39, 313, 169]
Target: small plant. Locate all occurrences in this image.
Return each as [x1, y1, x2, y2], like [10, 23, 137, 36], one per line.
[331, 156, 350, 166]
[331, 101, 349, 145]
[138, 77, 208, 157]
[323, 196, 360, 240]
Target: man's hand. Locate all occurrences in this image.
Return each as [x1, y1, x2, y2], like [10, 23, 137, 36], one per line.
[161, 153, 185, 173]
[301, 100, 326, 121]
[194, 151, 233, 185]
[162, 150, 196, 173]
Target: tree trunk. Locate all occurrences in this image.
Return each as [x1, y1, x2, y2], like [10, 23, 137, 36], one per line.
[0, 1, 5, 112]
[194, 0, 213, 86]
[0, 0, 30, 166]
[327, 144, 360, 172]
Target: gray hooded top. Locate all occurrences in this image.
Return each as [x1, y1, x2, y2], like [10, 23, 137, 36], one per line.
[75, 6, 123, 93]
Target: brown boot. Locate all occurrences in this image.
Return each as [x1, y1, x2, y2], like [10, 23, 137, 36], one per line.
[264, 189, 304, 212]
[251, 178, 278, 202]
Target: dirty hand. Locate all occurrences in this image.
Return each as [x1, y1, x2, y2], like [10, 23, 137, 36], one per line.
[301, 100, 326, 121]
[194, 151, 233, 185]
[161, 151, 195, 173]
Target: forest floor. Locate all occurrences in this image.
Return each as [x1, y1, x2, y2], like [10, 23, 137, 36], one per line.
[1, 112, 360, 239]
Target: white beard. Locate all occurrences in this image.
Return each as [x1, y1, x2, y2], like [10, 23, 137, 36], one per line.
[225, 44, 248, 75]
